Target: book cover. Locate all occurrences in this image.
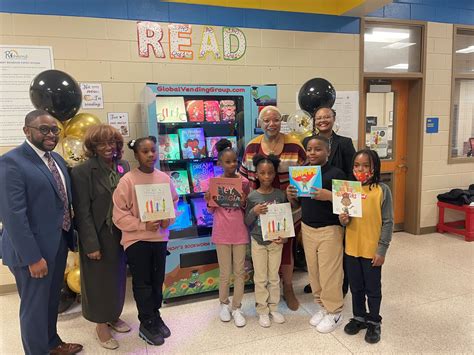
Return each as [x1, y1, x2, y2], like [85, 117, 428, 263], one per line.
[208, 177, 243, 208]
[260, 203, 295, 241]
[178, 127, 206, 159]
[158, 134, 180, 161]
[220, 100, 236, 122]
[165, 170, 191, 195]
[156, 96, 187, 123]
[135, 183, 176, 222]
[205, 136, 237, 158]
[332, 180, 363, 217]
[185, 100, 205, 122]
[189, 161, 214, 193]
[213, 164, 224, 177]
[169, 200, 193, 231]
[204, 100, 220, 122]
[190, 197, 214, 226]
[288, 166, 322, 197]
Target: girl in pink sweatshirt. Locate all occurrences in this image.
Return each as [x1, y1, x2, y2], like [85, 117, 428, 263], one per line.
[112, 136, 178, 347]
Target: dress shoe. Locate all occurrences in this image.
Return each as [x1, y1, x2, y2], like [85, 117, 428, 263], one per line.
[50, 342, 83, 354]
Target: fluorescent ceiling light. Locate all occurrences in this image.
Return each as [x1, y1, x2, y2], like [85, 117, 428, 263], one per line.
[383, 42, 416, 49]
[365, 30, 410, 43]
[456, 45, 474, 54]
[385, 63, 409, 70]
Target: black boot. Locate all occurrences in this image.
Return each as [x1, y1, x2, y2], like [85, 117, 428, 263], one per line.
[365, 322, 381, 344]
[155, 316, 171, 338]
[344, 318, 367, 335]
[139, 319, 164, 346]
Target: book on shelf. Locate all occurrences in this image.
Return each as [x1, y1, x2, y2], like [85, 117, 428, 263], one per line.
[188, 161, 214, 193]
[169, 200, 193, 231]
[185, 100, 205, 122]
[156, 96, 187, 123]
[288, 166, 322, 197]
[213, 164, 224, 177]
[205, 136, 237, 158]
[220, 100, 236, 122]
[177, 127, 207, 159]
[158, 134, 180, 161]
[165, 170, 191, 195]
[208, 177, 243, 208]
[260, 203, 295, 241]
[135, 183, 176, 222]
[204, 100, 220, 122]
[190, 197, 214, 226]
[332, 180, 363, 217]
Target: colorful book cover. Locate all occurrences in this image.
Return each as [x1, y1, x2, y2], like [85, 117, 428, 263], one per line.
[155, 96, 187, 123]
[185, 100, 205, 122]
[135, 183, 176, 221]
[260, 203, 295, 241]
[208, 177, 243, 208]
[165, 170, 190, 195]
[205, 136, 237, 158]
[190, 197, 214, 226]
[169, 200, 193, 231]
[204, 100, 220, 122]
[332, 180, 363, 217]
[220, 100, 236, 122]
[288, 166, 322, 197]
[178, 127, 206, 159]
[189, 161, 214, 193]
[213, 164, 224, 177]
[158, 134, 180, 161]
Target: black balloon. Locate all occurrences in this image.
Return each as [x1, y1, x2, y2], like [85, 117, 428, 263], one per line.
[298, 78, 336, 115]
[29, 70, 82, 121]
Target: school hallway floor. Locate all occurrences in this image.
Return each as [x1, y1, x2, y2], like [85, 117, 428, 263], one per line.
[0, 232, 473, 354]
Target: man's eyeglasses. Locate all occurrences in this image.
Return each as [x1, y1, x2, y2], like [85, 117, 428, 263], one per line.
[26, 125, 62, 136]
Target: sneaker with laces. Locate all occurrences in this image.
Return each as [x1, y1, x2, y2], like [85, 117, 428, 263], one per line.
[219, 304, 231, 322]
[232, 309, 246, 327]
[344, 318, 367, 335]
[258, 314, 271, 328]
[309, 308, 327, 327]
[316, 312, 343, 334]
[365, 322, 381, 344]
[270, 311, 285, 324]
[155, 317, 171, 338]
[139, 319, 164, 346]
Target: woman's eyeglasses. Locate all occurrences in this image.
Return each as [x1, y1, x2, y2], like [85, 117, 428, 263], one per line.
[26, 125, 62, 136]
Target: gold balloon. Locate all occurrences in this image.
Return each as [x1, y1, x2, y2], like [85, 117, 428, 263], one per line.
[289, 131, 312, 143]
[64, 112, 101, 139]
[55, 119, 66, 141]
[62, 135, 86, 166]
[67, 267, 81, 294]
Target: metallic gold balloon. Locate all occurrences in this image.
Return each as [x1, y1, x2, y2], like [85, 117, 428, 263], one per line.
[289, 130, 312, 143]
[64, 112, 101, 139]
[62, 135, 86, 166]
[54, 119, 66, 141]
[66, 267, 81, 294]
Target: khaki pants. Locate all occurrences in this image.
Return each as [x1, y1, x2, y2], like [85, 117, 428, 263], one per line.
[251, 239, 283, 315]
[215, 243, 247, 310]
[302, 223, 344, 313]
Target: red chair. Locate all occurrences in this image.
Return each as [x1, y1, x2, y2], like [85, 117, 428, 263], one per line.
[437, 201, 474, 241]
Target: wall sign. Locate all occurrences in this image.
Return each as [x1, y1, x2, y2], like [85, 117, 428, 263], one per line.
[426, 117, 439, 134]
[80, 83, 103, 109]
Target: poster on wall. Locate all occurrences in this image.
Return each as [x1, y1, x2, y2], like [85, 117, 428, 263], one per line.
[370, 126, 388, 158]
[107, 112, 130, 137]
[332, 91, 359, 142]
[0, 45, 54, 146]
[80, 83, 103, 109]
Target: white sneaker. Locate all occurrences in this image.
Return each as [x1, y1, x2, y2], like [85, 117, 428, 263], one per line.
[309, 308, 327, 327]
[270, 311, 285, 324]
[232, 309, 246, 327]
[219, 304, 231, 322]
[316, 312, 343, 333]
[258, 314, 271, 328]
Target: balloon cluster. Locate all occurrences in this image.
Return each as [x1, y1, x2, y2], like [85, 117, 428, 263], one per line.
[64, 251, 81, 294]
[286, 78, 337, 142]
[29, 70, 101, 166]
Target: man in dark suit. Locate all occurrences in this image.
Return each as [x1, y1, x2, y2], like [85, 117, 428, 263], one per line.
[0, 110, 83, 355]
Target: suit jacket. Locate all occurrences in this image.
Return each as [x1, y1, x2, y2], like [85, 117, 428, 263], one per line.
[71, 157, 130, 254]
[0, 141, 74, 267]
[328, 132, 356, 179]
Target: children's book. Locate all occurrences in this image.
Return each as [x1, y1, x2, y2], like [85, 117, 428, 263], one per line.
[208, 177, 243, 208]
[190, 197, 214, 226]
[189, 161, 214, 193]
[165, 170, 190, 195]
[135, 183, 176, 222]
[332, 180, 363, 217]
[204, 100, 220, 122]
[288, 166, 322, 197]
[260, 203, 295, 241]
[213, 164, 224, 177]
[185, 100, 205, 122]
[220, 100, 236, 122]
[156, 96, 187, 123]
[178, 127, 206, 159]
[158, 134, 180, 161]
[205, 136, 237, 158]
[169, 200, 193, 231]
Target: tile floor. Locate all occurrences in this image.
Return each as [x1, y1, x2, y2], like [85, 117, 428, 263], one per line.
[0, 232, 473, 354]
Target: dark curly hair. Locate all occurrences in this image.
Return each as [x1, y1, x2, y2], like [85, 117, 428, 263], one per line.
[215, 138, 235, 160]
[302, 135, 329, 151]
[127, 136, 157, 153]
[352, 148, 381, 189]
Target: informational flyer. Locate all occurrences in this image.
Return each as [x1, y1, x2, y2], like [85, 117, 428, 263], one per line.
[107, 112, 130, 137]
[135, 183, 176, 222]
[260, 203, 295, 241]
[80, 83, 103, 109]
[370, 126, 388, 158]
[0, 45, 54, 146]
[332, 91, 359, 142]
